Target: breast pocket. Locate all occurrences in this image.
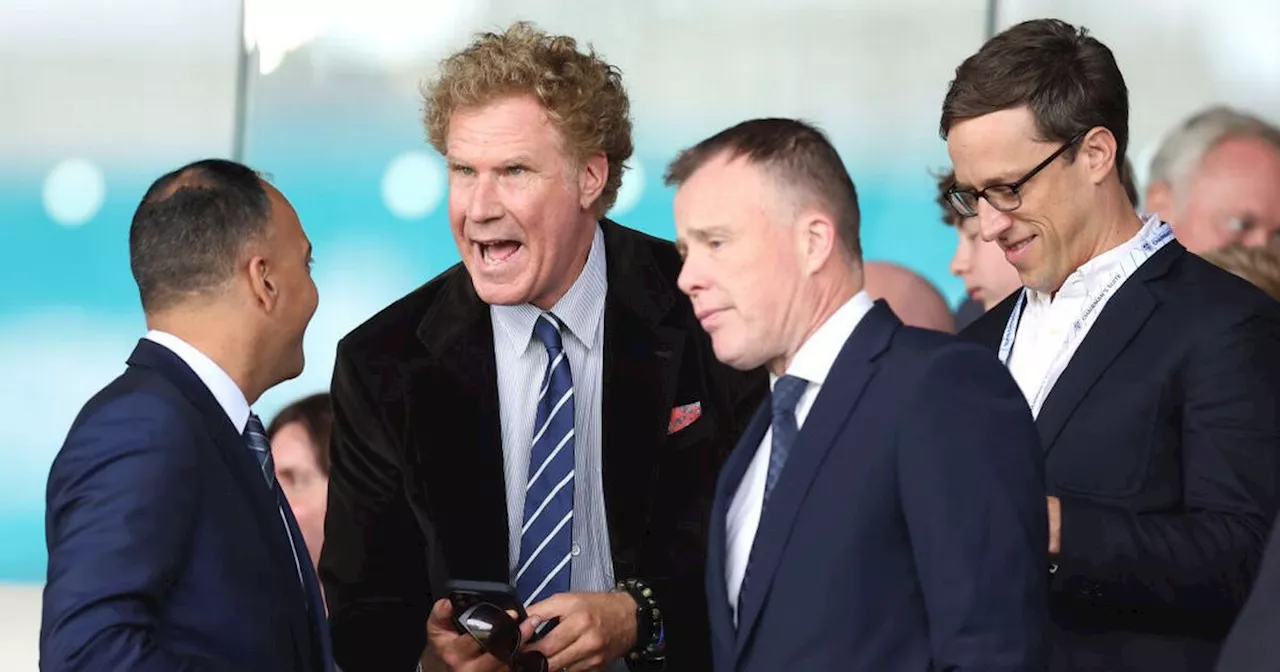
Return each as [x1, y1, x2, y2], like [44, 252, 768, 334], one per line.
[664, 400, 718, 451]
[1050, 381, 1165, 499]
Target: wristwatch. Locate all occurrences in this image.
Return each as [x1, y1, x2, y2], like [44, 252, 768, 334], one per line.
[616, 578, 666, 669]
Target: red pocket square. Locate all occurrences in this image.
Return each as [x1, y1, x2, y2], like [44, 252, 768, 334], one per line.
[668, 402, 702, 434]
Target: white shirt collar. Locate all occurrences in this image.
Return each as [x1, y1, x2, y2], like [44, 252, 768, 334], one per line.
[1028, 212, 1163, 304]
[493, 224, 608, 355]
[145, 329, 251, 432]
[775, 290, 876, 388]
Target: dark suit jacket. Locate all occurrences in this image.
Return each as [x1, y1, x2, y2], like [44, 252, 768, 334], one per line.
[41, 339, 331, 672]
[320, 220, 767, 671]
[962, 241, 1280, 672]
[1218, 508, 1280, 671]
[706, 301, 1049, 672]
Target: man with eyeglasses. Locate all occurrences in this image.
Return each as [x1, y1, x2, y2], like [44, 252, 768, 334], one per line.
[941, 18, 1280, 672]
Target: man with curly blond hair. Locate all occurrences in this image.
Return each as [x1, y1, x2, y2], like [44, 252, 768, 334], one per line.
[320, 21, 766, 672]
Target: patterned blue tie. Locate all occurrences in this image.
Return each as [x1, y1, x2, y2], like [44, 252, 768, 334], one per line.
[244, 413, 275, 489]
[764, 375, 808, 505]
[515, 314, 576, 607]
[736, 374, 809, 623]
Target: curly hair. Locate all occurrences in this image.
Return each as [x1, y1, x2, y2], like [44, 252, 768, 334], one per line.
[422, 21, 634, 214]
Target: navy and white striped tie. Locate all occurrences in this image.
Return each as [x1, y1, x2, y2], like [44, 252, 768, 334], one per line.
[244, 413, 276, 489]
[515, 314, 576, 607]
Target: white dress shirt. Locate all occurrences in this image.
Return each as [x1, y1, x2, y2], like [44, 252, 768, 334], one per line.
[144, 329, 305, 586]
[1006, 213, 1164, 415]
[491, 225, 615, 596]
[725, 291, 876, 625]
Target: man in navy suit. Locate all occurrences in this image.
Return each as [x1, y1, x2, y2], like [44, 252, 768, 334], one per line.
[666, 118, 1049, 671]
[41, 159, 332, 671]
[942, 19, 1280, 672]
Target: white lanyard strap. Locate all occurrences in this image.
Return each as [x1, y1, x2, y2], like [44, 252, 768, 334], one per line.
[998, 220, 1175, 416]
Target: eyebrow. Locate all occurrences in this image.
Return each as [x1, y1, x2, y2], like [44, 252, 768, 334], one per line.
[955, 170, 1023, 191]
[688, 225, 732, 241]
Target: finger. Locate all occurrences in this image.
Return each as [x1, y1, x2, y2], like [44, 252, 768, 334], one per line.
[517, 615, 539, 644]
[545, 631, 606, 672]
[525, 592, 573, 622]
[427, 598, 454, 631]
[527, 612, 583, 660]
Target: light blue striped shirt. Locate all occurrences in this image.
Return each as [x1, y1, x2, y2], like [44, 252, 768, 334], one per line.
[491, 225, 614, 598]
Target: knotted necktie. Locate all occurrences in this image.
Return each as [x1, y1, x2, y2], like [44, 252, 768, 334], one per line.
[515, 314, 577, 607]
[244, 412, 275, 489]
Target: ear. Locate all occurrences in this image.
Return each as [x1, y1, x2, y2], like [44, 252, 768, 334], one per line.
[246, 253, 278, 313]
[577, 152, 608, 211]
[1145, 181, 1174, 220]
[799, 210, 840, 276]
[1080, 127, 1119, 186]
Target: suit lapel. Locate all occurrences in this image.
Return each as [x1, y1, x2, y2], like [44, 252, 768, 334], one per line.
[707, 402, 769, 660]
[278, 487, 335, 671]
[733, 302, 897, 656]
[1034, 243, 1182, 452]
[598, 220, 682, 578]
[416, 269, 510, 583]
[127, 339, 315, 666]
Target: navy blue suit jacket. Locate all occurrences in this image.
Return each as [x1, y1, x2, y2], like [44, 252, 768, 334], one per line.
[963, 241, 1280, 672]
[41, 339, 332, 672]
[706, 301, 1049, 672]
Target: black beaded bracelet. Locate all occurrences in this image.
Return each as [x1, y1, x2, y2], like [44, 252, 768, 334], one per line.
[616, 578, 666, 665]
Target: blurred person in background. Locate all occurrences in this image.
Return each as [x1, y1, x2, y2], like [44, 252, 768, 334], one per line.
[862, 260, 956, 332]
[41, 159, 331, 672]
[1145, 106, 1280, 253]
[1201, 244, 1280, 302]
[319, 21, 766, 672]
[943, 18, 1280, 672]
[269, 392, 332, 572]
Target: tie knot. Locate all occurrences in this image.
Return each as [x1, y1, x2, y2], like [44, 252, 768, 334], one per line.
[244, 413, 270, 452]
[533, 314, 565, 353]
[771, 375, 807, 417]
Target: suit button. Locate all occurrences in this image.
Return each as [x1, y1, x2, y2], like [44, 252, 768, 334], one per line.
[1049, 563, 1058, 574]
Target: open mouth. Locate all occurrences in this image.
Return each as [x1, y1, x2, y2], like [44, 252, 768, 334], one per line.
[477, 240, 522, 267]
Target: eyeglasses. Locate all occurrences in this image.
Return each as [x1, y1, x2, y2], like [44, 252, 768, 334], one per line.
[946, 130, 1088, 218]
[453, 602, 549, 672]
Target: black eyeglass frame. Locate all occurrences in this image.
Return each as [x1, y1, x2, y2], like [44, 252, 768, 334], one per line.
[946, 129, 1090, 218]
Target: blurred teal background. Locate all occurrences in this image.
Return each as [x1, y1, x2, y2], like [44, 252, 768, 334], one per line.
[2, 0, 1279, 666]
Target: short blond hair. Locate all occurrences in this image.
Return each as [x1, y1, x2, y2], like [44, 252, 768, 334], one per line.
[1202, 244, 1280, 301]
[422, 21, 634, 214]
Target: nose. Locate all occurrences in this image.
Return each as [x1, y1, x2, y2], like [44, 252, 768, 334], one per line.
[949, 239, 970, 277]
[466, 175, 505, 224]
[676, 250, 707, 299]
[976, 199, 1013, 243]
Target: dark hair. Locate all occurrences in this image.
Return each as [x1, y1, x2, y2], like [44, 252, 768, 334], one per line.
[129, 158, 271, 313]
[940, 18, 1129, 170]
[1120, 157, 1138, 205]
[934, 169, 959, 227]
[664, 118, 861, 260]
[267, 393, 332, 475]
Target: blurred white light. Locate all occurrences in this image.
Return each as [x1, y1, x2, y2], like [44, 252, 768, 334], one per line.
[243, 0, 329, 75]
[243, 0, 486, 75]
[381, 151, 446, 220]
[611, 161, 646, 216]
[42, 158, 106, 227]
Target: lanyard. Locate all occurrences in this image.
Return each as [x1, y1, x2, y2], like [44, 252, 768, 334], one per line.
[998, 219, 1175, 417]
